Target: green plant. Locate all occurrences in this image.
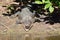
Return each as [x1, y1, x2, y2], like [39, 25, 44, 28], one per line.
[50, 0, 60, 6]
[35, 0, 54, 13]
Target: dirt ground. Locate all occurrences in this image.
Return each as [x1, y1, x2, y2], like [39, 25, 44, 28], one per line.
[0, 0, 60, 40]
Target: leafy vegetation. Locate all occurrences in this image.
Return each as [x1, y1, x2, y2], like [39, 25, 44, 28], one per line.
[34, 0, 59, 13]
[6, 0, 60, 15]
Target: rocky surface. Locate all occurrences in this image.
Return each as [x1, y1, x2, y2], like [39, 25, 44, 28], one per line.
[0, 13, 60, 40]
[0, 0, 60, 40]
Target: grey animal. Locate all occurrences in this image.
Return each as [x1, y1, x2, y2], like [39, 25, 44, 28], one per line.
[13, 7, 35, 31]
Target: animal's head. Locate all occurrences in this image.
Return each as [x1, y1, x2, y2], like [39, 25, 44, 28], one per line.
[22, 16, 34, 31]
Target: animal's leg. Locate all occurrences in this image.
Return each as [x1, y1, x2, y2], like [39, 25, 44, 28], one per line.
[10, 11, 21, 18]
[16, 19, 22, 24]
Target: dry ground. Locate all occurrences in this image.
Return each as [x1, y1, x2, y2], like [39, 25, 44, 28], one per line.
[0, 1, 60, 40]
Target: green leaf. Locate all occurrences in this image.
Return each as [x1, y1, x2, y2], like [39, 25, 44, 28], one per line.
[35, 1, 43, 4]
[49, 6, 54, 13]
[44, 3, 51, 9]
[58, 2, 60, 7]
[45, 1, 50, 3]
[42, 0, 45, 3]
[59, 2, 60, 5]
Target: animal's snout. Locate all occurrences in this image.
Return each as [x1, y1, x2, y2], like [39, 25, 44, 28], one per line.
[25, 26, 30, 29]
[24, 26, 31, 31]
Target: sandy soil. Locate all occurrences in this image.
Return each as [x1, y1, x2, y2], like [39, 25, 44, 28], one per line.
[0, 1, 60, 40]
